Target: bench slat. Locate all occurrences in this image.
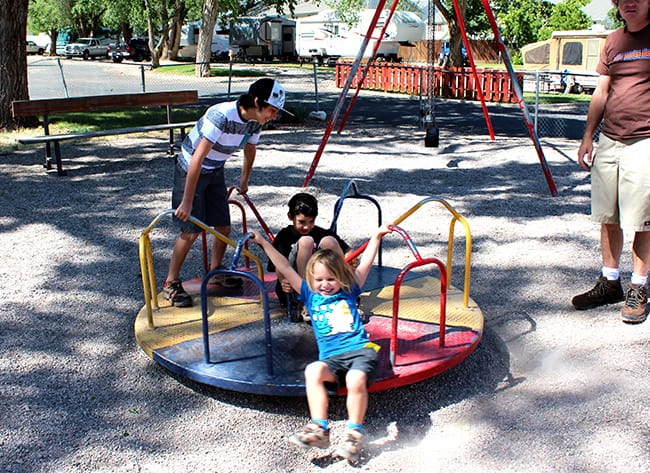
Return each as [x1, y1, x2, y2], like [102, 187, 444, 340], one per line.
[12, 90, 199, 117]
[18, 121, 196, 145]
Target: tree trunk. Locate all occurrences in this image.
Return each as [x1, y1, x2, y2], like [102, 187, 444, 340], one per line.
[196, 0, 219, 77]
[49, 30, 59, 56]
[0, 0, 34, 129]
[434, 0, 466, 68]
[167, 1, 186, 60]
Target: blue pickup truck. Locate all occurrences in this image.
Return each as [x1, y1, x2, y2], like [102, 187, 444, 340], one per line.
[439, 41, 469, 67]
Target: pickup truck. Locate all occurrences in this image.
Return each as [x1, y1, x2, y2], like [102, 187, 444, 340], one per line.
[108, 38, 152, 63]
[64, 38, 109, 60]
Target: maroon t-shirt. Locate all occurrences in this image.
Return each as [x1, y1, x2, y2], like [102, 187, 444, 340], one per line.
[596, 23, 650, 141]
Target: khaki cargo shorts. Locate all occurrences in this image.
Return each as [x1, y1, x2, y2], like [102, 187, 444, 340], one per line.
[591, 133, 650, 232]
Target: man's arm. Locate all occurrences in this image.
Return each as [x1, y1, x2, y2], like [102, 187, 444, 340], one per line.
[239, 143, 256, 194]
[577, 75, 610, 170]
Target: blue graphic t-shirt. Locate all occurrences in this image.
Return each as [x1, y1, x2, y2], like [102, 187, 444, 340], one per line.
[299, 280, 369, 360]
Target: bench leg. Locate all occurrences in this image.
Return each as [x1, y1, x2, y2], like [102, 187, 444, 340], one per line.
[168, 128, 175, 155]
[44, 142, 53, 170]
[53, 142, 67, 176]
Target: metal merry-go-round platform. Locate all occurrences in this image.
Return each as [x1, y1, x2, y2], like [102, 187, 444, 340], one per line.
[135, 181, 484, 396]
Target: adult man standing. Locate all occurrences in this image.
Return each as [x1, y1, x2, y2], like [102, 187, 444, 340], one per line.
[572, 0, 650, 323]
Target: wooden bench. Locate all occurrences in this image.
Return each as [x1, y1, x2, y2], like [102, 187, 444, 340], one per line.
[12, 90, 199, 175]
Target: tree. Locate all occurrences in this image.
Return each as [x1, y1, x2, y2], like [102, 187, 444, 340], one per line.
[196, 0, 219, 76]
[537, 0, 591, 40]
[434, 0, 466, 67]
[28, 0, 71, 55]
[1, 0, 33, 129]
[192, 0, 296, 77]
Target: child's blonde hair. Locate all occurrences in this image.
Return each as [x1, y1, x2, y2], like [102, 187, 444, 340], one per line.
[305, 249, 355, 294]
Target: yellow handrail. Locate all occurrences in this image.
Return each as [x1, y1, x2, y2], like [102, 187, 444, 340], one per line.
[391, 196, 472, 307]
[138, 209, 265, 328]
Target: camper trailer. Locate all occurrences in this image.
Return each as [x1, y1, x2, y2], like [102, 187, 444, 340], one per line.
[295, 9, 426, 63]
[178, 21, 232, 60]
[520, 29, 613, 93]
[229, 16, 296, 60]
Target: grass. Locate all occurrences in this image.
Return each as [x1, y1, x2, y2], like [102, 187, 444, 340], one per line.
[153, 64, 268, 77]
[523, 92, 593, 104]
[0, 102, 309, 154]
[44, 107, 204, 134]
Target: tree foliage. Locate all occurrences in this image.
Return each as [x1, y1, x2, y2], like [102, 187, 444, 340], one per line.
[537, 0, 591, 40]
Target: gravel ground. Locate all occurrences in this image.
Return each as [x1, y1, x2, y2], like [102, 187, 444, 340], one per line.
[1, 96, 648, 473]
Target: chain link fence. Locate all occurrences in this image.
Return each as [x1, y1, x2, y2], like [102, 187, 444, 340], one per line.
[26, 57, 339, 115]
[26, 57, 592, 141]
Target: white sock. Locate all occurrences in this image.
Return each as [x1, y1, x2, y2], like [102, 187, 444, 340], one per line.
[630, 273, 648, 286]
[601, 266, 619, 281]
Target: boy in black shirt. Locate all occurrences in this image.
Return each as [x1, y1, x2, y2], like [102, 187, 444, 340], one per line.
[270, 193, 353, 320]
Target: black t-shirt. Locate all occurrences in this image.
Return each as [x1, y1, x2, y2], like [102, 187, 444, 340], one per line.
[267, 225, 350, 272]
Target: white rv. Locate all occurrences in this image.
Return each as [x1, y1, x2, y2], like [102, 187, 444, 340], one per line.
[296, 9, 426, 63]
[229, 16, 296, 60]
[178, 21, 233, 60]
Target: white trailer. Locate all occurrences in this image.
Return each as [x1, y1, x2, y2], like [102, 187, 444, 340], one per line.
[229, 16, 296, 60]
[178, 21, 233, 60]
[296, 9, 425, 63]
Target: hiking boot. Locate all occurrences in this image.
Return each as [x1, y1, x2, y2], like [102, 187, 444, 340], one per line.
[163, 279, 192, 308]
[571, 276, 624, 310]
[335, 428, 364, 463]
[621, 283, 648, 324]
[288, 422, 330, 449]
[209, 266, 244, 289]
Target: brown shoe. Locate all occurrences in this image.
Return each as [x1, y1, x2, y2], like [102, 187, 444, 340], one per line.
[335, 428, 364, 463]
[571, 276, 624, 310]
[163, 279, 193, 308]
[621, 283, 648, 324]
[288, 422, 330, 449]
[208, 266, 244, 289]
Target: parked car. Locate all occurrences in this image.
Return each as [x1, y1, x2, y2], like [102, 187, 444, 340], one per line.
[64, 38, 110, 60]
[438, 41, 469, 67]
[26, 40, 45, 55]
[109, 38, 151, 63]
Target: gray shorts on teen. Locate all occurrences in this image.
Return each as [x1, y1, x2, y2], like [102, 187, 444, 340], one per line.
[171, 162, 231, 233]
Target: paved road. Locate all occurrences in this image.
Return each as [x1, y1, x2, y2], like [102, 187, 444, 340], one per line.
[26, 56, 588, 140]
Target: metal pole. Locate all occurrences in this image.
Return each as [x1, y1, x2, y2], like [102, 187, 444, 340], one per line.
[57, 58, 69, 98]
[480, 0, 558, 196]
[337, 0, 400, 133]
[140, 64, 146, 93]
[534, 72, 540, 135]
[302, 0, 389, 187]
[451, 0, 495, 140]
[313, 60, 320, 112]
[228, 61, 233, 100]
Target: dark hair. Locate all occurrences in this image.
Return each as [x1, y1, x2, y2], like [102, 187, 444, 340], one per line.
[239, 93, 269, 111]
[288, 193, 318, 218]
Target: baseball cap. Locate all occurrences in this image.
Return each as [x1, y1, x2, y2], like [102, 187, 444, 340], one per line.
[248, 78, 294, 117]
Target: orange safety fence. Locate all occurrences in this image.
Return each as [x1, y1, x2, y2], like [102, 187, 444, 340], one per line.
[336, 62, 524, 103]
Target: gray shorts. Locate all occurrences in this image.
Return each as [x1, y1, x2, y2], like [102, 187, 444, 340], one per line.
[172, 162, 230, 233]
[322, 346, 380, 391]
[591, 134, 650, 232]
